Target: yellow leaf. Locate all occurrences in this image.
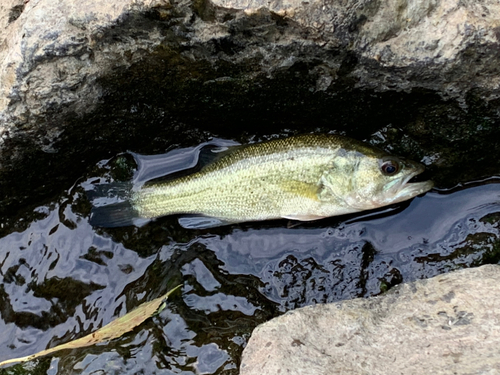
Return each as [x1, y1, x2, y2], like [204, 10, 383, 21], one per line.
[0, 284, 182, 368]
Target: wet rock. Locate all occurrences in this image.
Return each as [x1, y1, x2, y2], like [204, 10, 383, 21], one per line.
[240, 264, 500, 375]
[1, 0, 500, 212]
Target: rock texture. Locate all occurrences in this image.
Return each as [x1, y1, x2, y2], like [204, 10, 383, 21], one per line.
[240, 265, 500, 375]
[0, 0, 500, 212]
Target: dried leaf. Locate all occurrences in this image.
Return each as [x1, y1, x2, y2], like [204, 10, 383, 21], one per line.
[0, 284, 181, 367]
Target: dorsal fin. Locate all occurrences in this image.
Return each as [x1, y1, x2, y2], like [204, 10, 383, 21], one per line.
[197, 144, 243, 169]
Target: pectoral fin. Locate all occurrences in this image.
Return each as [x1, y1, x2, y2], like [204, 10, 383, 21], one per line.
[275, 180, 327, 221]
[317, 180, 339, 203]
[276, 180, 321, 201]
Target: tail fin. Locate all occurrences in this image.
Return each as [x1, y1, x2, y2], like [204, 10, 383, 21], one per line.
[86, 182, 149, 228]
[89, 201, 143, 228]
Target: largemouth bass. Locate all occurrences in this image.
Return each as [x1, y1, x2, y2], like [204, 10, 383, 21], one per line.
[89, 134, 433, 229]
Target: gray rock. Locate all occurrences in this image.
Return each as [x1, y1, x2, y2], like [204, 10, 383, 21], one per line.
[0, 0, 155, 152]
[240, 265, 500, 375]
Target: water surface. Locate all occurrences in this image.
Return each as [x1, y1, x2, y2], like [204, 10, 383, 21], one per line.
[0, 142, 499, 374]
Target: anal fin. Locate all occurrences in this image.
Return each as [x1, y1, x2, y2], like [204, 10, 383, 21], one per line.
[282, 214, 326, 221]
[177, 215, 240, 229]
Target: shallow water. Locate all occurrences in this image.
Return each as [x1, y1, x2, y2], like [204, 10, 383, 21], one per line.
[0, 142, 499, 374]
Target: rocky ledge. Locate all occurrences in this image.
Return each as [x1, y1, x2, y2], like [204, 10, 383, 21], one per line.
[1, 0, 500, 213]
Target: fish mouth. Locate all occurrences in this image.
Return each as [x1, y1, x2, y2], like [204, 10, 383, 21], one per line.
[389, 168, 434, 203]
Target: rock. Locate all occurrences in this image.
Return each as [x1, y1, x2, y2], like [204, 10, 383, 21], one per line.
[240, 265, 500, 375]
[1, 0, 500, 212]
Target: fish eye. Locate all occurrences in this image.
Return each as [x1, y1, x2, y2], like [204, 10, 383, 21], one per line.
[380, 159, 400, 176]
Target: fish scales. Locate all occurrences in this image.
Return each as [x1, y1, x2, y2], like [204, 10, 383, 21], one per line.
[133, 136, 346, 221]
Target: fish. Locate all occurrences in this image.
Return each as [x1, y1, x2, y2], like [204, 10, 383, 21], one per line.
[88, 134, 434, 229]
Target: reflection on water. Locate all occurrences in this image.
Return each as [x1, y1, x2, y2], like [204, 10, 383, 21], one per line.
[0, 144, 499, 374]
